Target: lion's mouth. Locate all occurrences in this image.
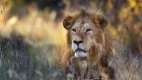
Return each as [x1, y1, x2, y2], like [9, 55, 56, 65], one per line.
[74, 48, 88, 58]
[75, 48, 87, 53]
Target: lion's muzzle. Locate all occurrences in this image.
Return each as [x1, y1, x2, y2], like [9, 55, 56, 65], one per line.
[72, 40, 88, 58]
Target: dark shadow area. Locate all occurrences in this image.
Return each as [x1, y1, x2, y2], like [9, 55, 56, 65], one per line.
[0, 33, 65, 80]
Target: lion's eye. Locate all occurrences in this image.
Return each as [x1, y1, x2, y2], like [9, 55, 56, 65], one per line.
[86, 29, 92, 32]
[72, 28, 76, 32]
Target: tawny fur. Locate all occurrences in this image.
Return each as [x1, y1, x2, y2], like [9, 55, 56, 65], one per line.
[63, 11, 113, 80]
[63, 11, 142, 80]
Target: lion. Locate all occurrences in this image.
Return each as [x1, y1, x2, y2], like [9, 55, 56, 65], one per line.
[63, 11, 114, 80]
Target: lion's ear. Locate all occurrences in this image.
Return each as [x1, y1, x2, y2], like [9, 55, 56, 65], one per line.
[63, 16, 75, 30]
[93, 15, 108, 29]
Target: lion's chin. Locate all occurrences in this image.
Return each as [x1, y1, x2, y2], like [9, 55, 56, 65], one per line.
[74, 51, 88, 58]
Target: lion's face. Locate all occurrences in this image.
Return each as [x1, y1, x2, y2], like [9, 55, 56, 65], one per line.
[63, 13, 107, 58]
[69, 17, 98, 58]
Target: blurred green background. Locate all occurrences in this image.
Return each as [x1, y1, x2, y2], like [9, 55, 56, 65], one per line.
[0, 0, 142, 80]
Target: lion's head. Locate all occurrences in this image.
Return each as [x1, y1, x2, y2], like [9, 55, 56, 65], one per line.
[63, 11, 108, 58]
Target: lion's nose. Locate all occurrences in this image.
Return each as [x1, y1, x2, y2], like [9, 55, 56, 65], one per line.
[73, 40, 83, 45]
